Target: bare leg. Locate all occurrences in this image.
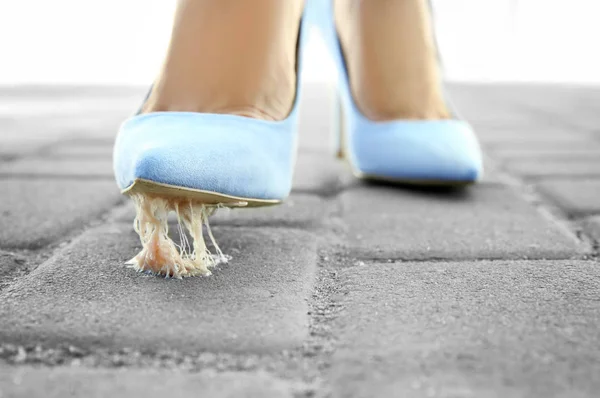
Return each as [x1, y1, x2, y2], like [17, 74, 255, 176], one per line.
[129, 0, 304, 278]
[143, 0, 304, 121]
[335, 0, 450, 121]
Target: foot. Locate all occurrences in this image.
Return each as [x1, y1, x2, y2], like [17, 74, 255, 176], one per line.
[334, 0, 450, 121]
[142, 0, 304, 121]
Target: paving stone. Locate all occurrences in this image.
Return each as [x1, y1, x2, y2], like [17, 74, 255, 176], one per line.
[537, 179, 600, 217]
[0, 117, 72, 147]
[491, 144, 600, 159]
[479, 131, 595, 147]
[0, 113, 121, 158]
[293, 152, 349, 194]
[477, 86, 600, 134]
[482, 140, 600, 154]
[0, 251, 30, 290]
[0, 252, 23, 276]
[338, 184, 584, 260]
[468, 116, 555, 134]
[0, 179, 122, 249]
[503, 159, 600, 179]
[0, 138, 56, 158]
[448, 89, 546, 127]
[582, 216, 600, 242]
[57, 113, 125, 140]
[329, 260, 600, 398]
[450, 84, 600, 132]
[0, 366, 293, 398]
[0, 224, 317, 353]
[479, 155, 505, 184]
[0, 158, 113, 178]
[45, 142, 114, 158]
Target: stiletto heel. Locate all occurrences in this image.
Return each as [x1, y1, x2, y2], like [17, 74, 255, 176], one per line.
[113, 14, 310, 278]
[332, 89, 346, 159]
[315, 0, 484, 186]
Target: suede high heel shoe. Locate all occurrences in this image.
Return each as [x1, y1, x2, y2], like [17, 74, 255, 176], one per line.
[313, 0, 483, 185]
[114, 28, 310, 206]
[112, 15, 309, 278]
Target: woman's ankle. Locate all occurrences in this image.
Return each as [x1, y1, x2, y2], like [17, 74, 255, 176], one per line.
[142, 0, 304, 121]
[334, 0, 451, 121]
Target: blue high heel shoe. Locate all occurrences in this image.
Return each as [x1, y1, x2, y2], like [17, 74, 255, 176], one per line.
[113, 17, 311, 207]
[313, 0, 483, 185]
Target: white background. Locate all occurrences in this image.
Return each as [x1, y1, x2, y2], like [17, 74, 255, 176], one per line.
[0, 0, 599, 85]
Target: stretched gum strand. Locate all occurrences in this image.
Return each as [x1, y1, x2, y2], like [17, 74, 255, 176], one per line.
[126, 193, 232, 279]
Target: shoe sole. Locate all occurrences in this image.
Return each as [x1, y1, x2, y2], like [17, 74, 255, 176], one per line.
[122, 178, 282, 208]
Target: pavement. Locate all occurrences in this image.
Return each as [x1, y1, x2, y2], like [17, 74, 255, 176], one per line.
[0, 82, 599, 397]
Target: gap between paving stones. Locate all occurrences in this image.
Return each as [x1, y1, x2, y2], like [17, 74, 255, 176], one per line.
[477, 153, 599, 256]
[517, 180, 600, 258]
[0, 193, 128, 292]
[474, 115, 600, 253]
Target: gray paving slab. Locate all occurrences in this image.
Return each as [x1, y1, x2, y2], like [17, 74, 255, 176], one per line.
[0, 366, 292, 398]
[0, 224, 317, 353]
[328, 260, 600, 398]
[504, 159, 600, 179]
[0, 138, 57, 158]
[479, 132, 594, 147]
[45, 142, 114, 158]
[480, 155, 505, 184]
[213, 194, 332, 229]
[448, 90, 545, 127]
[490, 145, 600, 159]
[582, 216, 600, 242]
[481, 139, 600, 153]
[293, 152, 349, 194]
[57, 114, 124, 140]
[0, 113, 121, 158]
[477, 86, 600, 134]
[0, 158, 113, 178]
[0, 179, 122, 249]
[0, 118, 72, 145]
[450, 84, 600, 123]
[537, 179, 600, 217]
[0, 251, 30, 290]
[338, 184, 585, 260]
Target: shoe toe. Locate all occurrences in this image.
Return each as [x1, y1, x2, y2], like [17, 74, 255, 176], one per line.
[350, 119, 483, 183]
[114, 113, 296, 200]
